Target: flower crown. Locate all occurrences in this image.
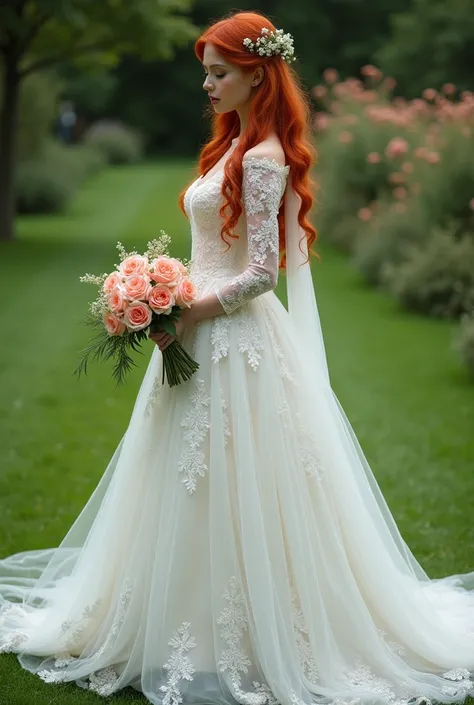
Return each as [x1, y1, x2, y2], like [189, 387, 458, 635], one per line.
[242, 27, 296, 64]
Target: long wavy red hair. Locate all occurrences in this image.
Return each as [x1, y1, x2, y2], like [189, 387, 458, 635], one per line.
[178, 10, 319, 268]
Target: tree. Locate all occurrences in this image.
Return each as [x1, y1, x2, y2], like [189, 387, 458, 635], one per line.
[376, 0, 474, 97]
[0, 0, 198, 242]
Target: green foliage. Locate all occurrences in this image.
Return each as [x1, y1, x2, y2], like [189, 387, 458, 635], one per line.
[84, 122, 143, 164]
[57, 65, 118, 120]
[454, 314, 474, 378]
[15, 140, 106, 214]
[17, 71, 62, 160]
[383, 231, 474, 318]
[377, 0, 474, 96]
[354, 203, 432, 285]
[1, 0, 199, 78]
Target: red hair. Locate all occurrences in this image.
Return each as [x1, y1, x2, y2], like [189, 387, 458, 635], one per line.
[178, 10, 319, 269]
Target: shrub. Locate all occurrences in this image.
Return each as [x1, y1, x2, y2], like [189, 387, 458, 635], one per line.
[354, 203, 431, 285]
[383, 230, 474, 318]
[454, 314, 474, 379]
[83, 121, 143, 164]
[15, 140, 106, 214]
[15, 159, 75, 214]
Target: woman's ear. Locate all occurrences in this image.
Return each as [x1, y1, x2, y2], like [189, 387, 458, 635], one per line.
[252, 67, 264, 87]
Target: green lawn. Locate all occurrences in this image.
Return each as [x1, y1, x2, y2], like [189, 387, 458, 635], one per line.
[0, 160, 473, 703]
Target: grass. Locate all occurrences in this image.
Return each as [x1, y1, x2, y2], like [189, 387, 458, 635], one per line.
[0, 160, 473, 703]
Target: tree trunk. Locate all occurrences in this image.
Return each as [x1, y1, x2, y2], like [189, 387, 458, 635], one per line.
[0, 54, 21, 243]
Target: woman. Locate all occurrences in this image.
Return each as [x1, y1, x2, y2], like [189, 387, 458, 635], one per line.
[2, 10, 474, 705]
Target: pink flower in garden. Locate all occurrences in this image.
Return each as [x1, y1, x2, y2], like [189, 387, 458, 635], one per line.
[393, 186, 408, 200]
[123, 302, 153, 331]
[343, 114, 359, 125]
[393, 203, 407, 214]
[389, 172, 405, 185]
[422, 88, 437, 101]
[314, 112, 330, 131]
[104, 312, 126, 336]
[367, 152, 381, 164]
[312, 85, 328, 100]
[358, 208, 372, 222]
[442, 83, 456, 96]
[361, 64, 382, 81]
[401, 161, 414, 174]
[383, 77, 397, 91]
[426, 151, 440, 164]
[414, 146, 429, 160]
[357, 90, 378, 104]
[385, 137, 409, 159]
[338, 130, 353, 144]
[331, 101, 343, 114]
[469, 199, 474, 211]
[323, 68, 339, 84]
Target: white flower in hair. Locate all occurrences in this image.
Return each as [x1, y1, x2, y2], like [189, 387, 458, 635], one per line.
[242, 26, 296, 63]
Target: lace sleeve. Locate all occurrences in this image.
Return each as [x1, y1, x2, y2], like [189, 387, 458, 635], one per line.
[214, 156, 290, 315]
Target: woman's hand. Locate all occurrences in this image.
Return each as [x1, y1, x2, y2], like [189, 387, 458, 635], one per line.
[148, 308, 195, 352]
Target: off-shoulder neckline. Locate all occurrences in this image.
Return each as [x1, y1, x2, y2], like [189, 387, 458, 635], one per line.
[198, 155, 290, 186]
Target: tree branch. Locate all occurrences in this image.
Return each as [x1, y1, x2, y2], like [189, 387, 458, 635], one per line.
[19, 39, 115, 77]
[19, 10, 53, 55]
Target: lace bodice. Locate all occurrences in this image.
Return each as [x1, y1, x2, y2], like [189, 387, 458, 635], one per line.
[184, 156, 290, 314]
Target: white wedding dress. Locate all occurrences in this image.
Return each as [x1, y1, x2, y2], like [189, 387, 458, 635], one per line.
[2, 155, 474, 705]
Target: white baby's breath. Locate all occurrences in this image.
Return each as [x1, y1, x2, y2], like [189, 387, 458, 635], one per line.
[242, 26, 296, 64]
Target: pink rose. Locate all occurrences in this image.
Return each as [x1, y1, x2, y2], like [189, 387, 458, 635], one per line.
[108, 286, 128, 314]
[123, 301, 153, 331]
[123, 274, 151, 301]
[175, 277, 198, 308]
[104, 312, 126, 336]
[150, 256, 181, 287]
[176, 259, 189, 276]
[148, 285, 175, 315]
[103, 271, 123, 293]
[119, 255, 149, 277]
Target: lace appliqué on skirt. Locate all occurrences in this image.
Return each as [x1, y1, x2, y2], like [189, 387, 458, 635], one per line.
[160, 621, 197, 705]
[217, 576, 267, 705]
[177, 377, 211, 495]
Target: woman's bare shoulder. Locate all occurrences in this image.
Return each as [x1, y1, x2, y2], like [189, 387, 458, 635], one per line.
[243, 135, 286, 166]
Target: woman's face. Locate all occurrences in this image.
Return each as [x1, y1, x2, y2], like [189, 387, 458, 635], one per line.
[202, 42, 261, 114]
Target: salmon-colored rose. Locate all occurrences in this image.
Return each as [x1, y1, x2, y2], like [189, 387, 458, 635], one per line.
[174, 277, 197, 308]
[123, 274, 151, 301]
[176, 259, 189, 276]
[148, 285, 175, 315]
[108, 286, 128, 314]
[123, 301, 153, 331]
[103, 271, 123, 293]
[119, 255, 149, 277]
[104, 312, 126, 336]
[150, 256, 181, 287]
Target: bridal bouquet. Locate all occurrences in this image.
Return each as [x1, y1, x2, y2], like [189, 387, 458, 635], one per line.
[74, 232, 199, 386]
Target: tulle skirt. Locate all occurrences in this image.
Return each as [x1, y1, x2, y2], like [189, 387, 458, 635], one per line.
[2, 282, 474, 705]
